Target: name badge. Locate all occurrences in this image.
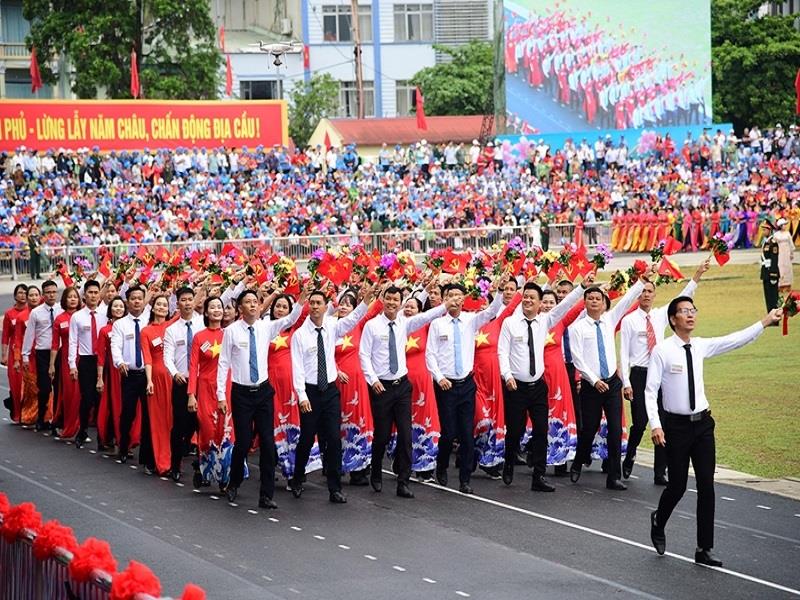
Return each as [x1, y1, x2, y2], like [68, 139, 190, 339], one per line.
[637, 331, 648, 338]
[60, 322, 69, 330]
[439, 335, 449, 341]
[307, 345, 316, 355]
[201, 341, 211, 353]
[380, 335, 389, 342]
[669, 364, 684, 374]
[238, 342, 248, 349]
[125, 333, 134, 340]
[176, 339, 186, 346]
[81, 325, 91, 332]
[513, 336, 524, 343]
[152, 337, 162, 347]
[11, 319, 16, 326]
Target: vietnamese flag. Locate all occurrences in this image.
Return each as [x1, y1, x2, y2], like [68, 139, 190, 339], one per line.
[663, 236, 682, 256]
[415, 86, 428, 131]
[130, 48, 140, 99]
[225, 55, 233, 97]
[98, 254, 113, 279]
[57, 263, 73, 287]
[565, 246, 594, 279]
[442, 249, 470, 274]
[30, 46, 43, 93]
[523, 260, 538, 281]
[318, 254, 352, 286]
[284, 268, 301, 295]
[657, 257, 684, 280]
[546, 261, 562, 282]
[153, 246, 170, 265]
[136, 245, 155, 268]
[712, 247, 730, 267]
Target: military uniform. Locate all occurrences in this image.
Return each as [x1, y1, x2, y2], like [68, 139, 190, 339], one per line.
[760, 234, 780, 310]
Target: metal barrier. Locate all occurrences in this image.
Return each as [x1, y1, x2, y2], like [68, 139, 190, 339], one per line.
[0, 222, 612, 280]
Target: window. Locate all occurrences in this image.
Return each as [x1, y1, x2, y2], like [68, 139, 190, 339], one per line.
[321, 4, 372, 42]
[395, 80, 417, 116]
[4, 68, 51, 99]
[394, 4, 434, 41]
[240, 80, 281, 100]
[1, 0, 29, 43]
[338, 80, 375, 117]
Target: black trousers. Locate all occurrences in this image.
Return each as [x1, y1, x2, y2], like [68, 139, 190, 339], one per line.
[170, 380, 197, 473]
[35, 349, 52, 426]
[434, 375, 477, 485]
[369, 376, 413, 484]
[565, 362, 580, 431]
[626, 367, 667, 478]
[762, 277, 779, 311]
[230, 381, 276, 499]
[119, 370, 153, 468]
[51, 350, 63, 429]
[77, 355, 99, 436]
[574, 374, 623, 485]
[504, 379, 549, 477]
[292, 384, 342, 492]
[655, 411, 716, 550]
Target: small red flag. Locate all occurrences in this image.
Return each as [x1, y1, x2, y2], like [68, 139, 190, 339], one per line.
[225, 55, 233, 97]
[415, 86, 427, 131]
[712, 248, 730, 267]
[663, 236, 682, 256]
[303, 45, 310, 70]
[318, 254, 352, 286]
[219, 26, 226, 52]
[57, 263, 73, 288]
[442, 250, 470, 274]
[564, 246, 594, 280]
[98, 254, 113, 279]
[30, 46, 43, 93]
[323, 131, 332, 150]
[130, 49, 140, 99]
[657, 257, 684, 280]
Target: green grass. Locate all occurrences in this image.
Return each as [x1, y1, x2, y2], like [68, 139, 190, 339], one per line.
[616, 263, 800, 479]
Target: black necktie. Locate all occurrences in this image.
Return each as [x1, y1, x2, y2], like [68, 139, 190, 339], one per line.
[683, 343, 696, 411]
[316, 327, 328, 391]
[525, 319, 536, 378]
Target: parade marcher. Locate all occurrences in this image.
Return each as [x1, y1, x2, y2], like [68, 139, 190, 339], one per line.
[556, 279, 581, 431]
[163, 287, 205, 482]
[773, 218, 795, 293]
[497, 277, 585, 491]
[22, 280, 63, 431]
[760, 220, 780, 311]
[647, 298, 782, 566]
[359, 285, 445, 498]
[68, 280, 107, 448]
[50, 287, 81, 442]
[15, 286, 39, 426]
[426, 281, 505, 494]
[289, 284, 375, 504]
[2, 284, 29, 421]
[96, 297, 128, 451]
[620, 260, 709, 485]
[569, 265, 655, 490]
[217, 287, 306, 509]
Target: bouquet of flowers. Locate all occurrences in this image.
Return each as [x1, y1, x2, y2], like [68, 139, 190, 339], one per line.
[779, 291, 800, 336]
[273, 255, 297, 286]
[650, 240, 666, 264]
[591, 244, 614, 270]
[557, 243, 577, 269]
[396, 250, 419, 283]
[423, 248, 445, 271]
[535, 249, 560, 274]
[625, 259, 648, 283]
[707, 232, 734, 266]
[306, 248, 325, 280]
[607, 269, 630, 296]
[500, 236, 527, 274]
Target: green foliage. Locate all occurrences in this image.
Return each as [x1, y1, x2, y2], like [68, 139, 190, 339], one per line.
[23, 0, 221, 99]
[411, 41, 493, 116]
[712, 0, 800, 129]
[288, 73, 340, 148]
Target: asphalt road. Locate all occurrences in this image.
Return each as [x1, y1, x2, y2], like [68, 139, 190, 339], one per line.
[1, 377, 799, 600]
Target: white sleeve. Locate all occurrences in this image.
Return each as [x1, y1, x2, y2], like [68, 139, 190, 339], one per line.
[645, 348, 665, 430]
[68, 314, 79, 369]
[619, 318, 633, 388]
[216, 329, 232, 404]
[406, 304, 446, 333]
[335, 301, 367, 338]
[110, 321, 124, 368]
[425, 322, 444, 383]
[609, 279, 644, 326]
[291, 332, 308, 403]
[497, 320, 513, 383]
[702, 322, 764, 360]
[358, 321, 378, 387]
[163, 326, 178, 378]
[21, 312, 35, 359]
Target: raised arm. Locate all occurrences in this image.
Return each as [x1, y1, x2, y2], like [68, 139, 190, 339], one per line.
[406, 303, 446, 334]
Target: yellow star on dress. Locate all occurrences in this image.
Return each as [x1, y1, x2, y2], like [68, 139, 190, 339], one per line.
[475, 330, 490, 347]
[544, 332, 555, 346]
[210, 339, 222, 357]
[339, 335, 354, 350]
[406, 335, 420, 351]
[271, 334, 289, 350]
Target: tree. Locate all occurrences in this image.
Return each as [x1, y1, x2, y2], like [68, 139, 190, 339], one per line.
[411, 41, 493, 116]
[712, 0, 800, 130]
[23, 0, 221, 99]
[287, 73, 340, 148]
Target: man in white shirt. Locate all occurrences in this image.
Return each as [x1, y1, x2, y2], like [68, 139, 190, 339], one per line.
[289, 285, 375, 504]
[647, 297, 782, 567]
[110, 286, 153, 469]
[569, 264, 656, 490]
[619, 260, 709, 484]
[217, 287, 306, 509]
[359, 285, 446, 498]
[497, 278, 586, 491]
[425, 281, 505, 494]
[22, 279, 63, 431]
[68, 280, 107, 448]
[163, 286, 205, 482]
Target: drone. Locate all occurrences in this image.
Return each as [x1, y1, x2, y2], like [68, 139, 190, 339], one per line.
[250, 41, 303, 67]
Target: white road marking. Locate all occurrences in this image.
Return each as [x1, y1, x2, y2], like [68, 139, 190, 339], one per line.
[247, 509, 258, 515]
[89, 450, 97, 455]
[392, 566, 406, 572]
[364, 554, 376, 560]
[193, 544, 203, 549]
[288, 588, 300, 594]
[583, 490, 594, 495]
[423, 578, 437, 584]
[153, 525, 162, 530]
[629, 475, 639, 480]
[69, 488, 77, 492]
[172, 534, 182, 540]
[268, 517, 279, 523]
[135, 517, 143, 522]
[214, 553, 224, 558]
[209, 495, 219, 500]
[228, 502, 238, 507]
[688, 489, 697, 493]
[611, 498, 624, 503]
[338, 544, 350, 550]
[99, 501, 108, 506]
[314, 535, 326, 540]
[192, 489, 201, 494]
[455, 591, 470, 597]
[715, 524, 727, 529]
[175, 482, 184, 487]
[237, 564, 247, 570]
[116, 509, 125, 514]
[678, 515, 691, 520]
[757, 505, 771, 510]
[722, 497, 735, 501]
[290, 526, 302, 531]
[261, 575, 273, 582]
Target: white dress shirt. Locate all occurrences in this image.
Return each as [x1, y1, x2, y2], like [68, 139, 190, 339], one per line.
[425, 293, 504, 382]
[163, 313, 206, 378]
[110, 313, 148, 371]
[291, 302, 368, 403]
[359, 305, 446, 385]
[619, 280, 697, 387]
[644, 322, 764, 430]
[68, 306, 109, 368]
[22, 303, 63, 359]
[570, 279, 644, 386]
[498, 284, 583, 383]
[216, 301, 302, 402]
[220, 280, 246, 308]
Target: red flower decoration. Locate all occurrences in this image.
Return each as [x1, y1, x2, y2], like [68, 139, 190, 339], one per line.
[32, 520, 78, 561]
[0, 492, 10, 517]
[181, 583, 207, 600]
[110, 561, 162, 600]
[69, 537, 118, 582]
[1, 502, 42, 542]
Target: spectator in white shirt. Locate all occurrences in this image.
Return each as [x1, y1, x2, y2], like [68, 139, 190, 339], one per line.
[647, 297, 781, 567]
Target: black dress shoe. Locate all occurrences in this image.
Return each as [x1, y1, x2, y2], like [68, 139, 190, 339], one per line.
[653, 475, 669, 486]
[569, 463, 582, 483]
[606, 480, 628, 491]
[171, 470, 182, 483]
[530, 476, 555, 492]
[370, 478, 382, 493]
[601, 459, 609, 474]
[288, 480, 304, 499]
[329, 490, 347, 504]
[226, 486, 238, 503]
[650, 511, 666, 555]
[117, 453, 128, 464]
[502, 463, 513, 486]
[75, 436, 85, 449]
[349, 471, 369, 486]
[622, 458, 634, 479]
[396, 482, 414, 498]
[553, 464, 568, 477]
[458, 483, 473, 494]
[435, 468, 448, 487]
[258, 496, 278, 509]
[694, 549, 722, 567]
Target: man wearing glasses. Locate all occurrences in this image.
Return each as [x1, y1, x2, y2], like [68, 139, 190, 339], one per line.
[646, 297, 782, 567]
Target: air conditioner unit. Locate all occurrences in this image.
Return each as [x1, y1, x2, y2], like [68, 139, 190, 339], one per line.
[281, 18, 292, 35]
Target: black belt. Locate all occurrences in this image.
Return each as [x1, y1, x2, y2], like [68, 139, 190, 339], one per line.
[448, 373, 473, 386]
[232, 380, 270, 393]
[582, 373, 620, 385]
[630, 366, 648, 372]
[515, 378, 545, 388]
[664, 408, 710, 423]
[379, 374, 408, 387]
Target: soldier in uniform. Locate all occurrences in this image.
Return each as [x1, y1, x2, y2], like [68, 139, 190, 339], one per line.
[760, 220, 780, 311]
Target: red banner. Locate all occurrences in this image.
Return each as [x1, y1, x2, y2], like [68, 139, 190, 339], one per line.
[0, 99, 288, 151]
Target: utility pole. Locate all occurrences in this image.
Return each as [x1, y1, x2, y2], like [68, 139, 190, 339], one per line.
[350, 0, 365, 119]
